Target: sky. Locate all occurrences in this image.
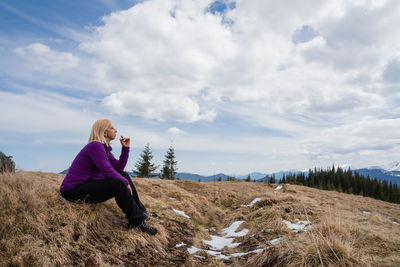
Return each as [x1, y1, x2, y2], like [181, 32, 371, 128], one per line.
[1, 0, 400, 175]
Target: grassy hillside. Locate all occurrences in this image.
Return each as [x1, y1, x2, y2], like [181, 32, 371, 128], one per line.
[1, 171, 400, 266]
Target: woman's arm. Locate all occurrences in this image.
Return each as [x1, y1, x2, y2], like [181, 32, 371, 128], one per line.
[87, 142, 130, 185]
[109, 146, 129, 172]
[109, 135, 130, 171]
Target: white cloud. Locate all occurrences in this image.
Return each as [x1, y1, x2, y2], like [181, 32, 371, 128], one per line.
[14, 43, 79, 73]
[74, 0, 399, 131]
[77, 0, 400, 169]
[4, 0, 400, 173]
[383, 59, 400, 83]
[0, 91, 94, 134]
[300, 118, 400, 166]
[168, 127, 186, 134]
[102, 91, 216, 122]
[80, 0, 235, 122]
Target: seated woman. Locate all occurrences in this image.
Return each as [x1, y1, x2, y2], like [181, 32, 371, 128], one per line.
[60, 119, 157, 235]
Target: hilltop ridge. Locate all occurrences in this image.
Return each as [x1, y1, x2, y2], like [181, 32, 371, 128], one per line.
[1, 171, 400, 266]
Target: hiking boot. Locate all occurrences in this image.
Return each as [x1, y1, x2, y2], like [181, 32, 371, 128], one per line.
[127, 213, 147, 226]
[126, 223, 135, 230]
[138, 221, 158, 235]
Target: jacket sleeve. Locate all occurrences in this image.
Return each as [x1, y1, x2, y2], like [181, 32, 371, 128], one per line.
[109, 146, 130, 172]
[87, 142, 129, 185]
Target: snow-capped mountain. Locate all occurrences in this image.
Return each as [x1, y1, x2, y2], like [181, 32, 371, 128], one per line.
[379, 161, 400, 172]
[355, 162, 400, 186]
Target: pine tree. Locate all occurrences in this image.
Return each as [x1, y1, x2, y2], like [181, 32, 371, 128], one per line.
[245, 174, 251, 182]
[227, 176, 236, 181]
[270, 174, 276, 184]
[161, 145, 178, 180]
[133, 143, 159, 178]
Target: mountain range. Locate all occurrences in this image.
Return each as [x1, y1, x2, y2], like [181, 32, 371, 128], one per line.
[60, 162, 400, 185]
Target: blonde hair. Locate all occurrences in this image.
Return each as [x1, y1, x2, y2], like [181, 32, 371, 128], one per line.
[88, 119, 112, 144]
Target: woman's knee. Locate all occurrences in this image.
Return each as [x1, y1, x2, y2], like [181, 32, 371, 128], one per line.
[109, 178, 128, 190]
[119, 171, 131, 180]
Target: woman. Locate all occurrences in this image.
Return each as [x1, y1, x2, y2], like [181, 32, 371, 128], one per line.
[60, 119, 157, 235]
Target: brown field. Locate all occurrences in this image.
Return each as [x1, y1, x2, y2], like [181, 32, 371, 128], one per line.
[0, 171, 400, 266]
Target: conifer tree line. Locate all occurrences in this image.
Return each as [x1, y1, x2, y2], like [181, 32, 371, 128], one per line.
[133, 143, 178, 180]
[263, 173, 276, 184]
[279, 165, 400, 204]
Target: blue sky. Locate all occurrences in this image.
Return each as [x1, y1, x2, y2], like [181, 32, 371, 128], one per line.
[1, 0, 400, 175]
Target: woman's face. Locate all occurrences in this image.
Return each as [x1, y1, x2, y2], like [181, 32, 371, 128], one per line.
[104, 124, 117, 140]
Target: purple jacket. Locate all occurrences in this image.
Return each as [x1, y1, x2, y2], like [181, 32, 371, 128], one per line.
[60, 141, 130, 192]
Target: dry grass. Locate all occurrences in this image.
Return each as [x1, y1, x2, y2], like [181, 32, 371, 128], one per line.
[1, 171, 400, 266]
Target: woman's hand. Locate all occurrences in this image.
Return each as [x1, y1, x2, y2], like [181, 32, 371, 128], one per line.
[120, 136, 130, 148]
[127, 184, 133, 195]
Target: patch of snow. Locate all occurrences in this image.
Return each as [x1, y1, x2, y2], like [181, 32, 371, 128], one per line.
[173, 208, 190, 219]
[203, 235, 241, 250]
[176, 242, 186, 248]
[187, 246, 231, 260]
[338, 163, 352, 169]
[269, 238, 282, 245]
[205, 249, 231, 260]
[218, 254, 231, 260]
[221, 221, 249, 237]
[283, 220, 312, 232]
[202, 221, 249, 254]
[189, 247, 232, 260]
[169, 197, 176, 200]
[205, 227, 216, 232]
[366, 165, 382, 170]
[201, 221, 251, 260]
[231, 252, 248, 257]
[241, 197, 262, 207]
[381, 161, 400, 172]
[275, 185, 282, 191]
[250, 248, 265, 254]
[194, 255, 205, 259]
[393, 221, 400, 226]
[362, 211, 371, 215]
[231, 248, 265, 257]
[187, 246, 201, 254]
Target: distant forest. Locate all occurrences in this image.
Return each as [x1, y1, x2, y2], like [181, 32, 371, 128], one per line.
[265, 165, 400, 204]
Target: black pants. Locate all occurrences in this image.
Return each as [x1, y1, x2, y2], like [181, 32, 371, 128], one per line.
[62, 172, 146, 225]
